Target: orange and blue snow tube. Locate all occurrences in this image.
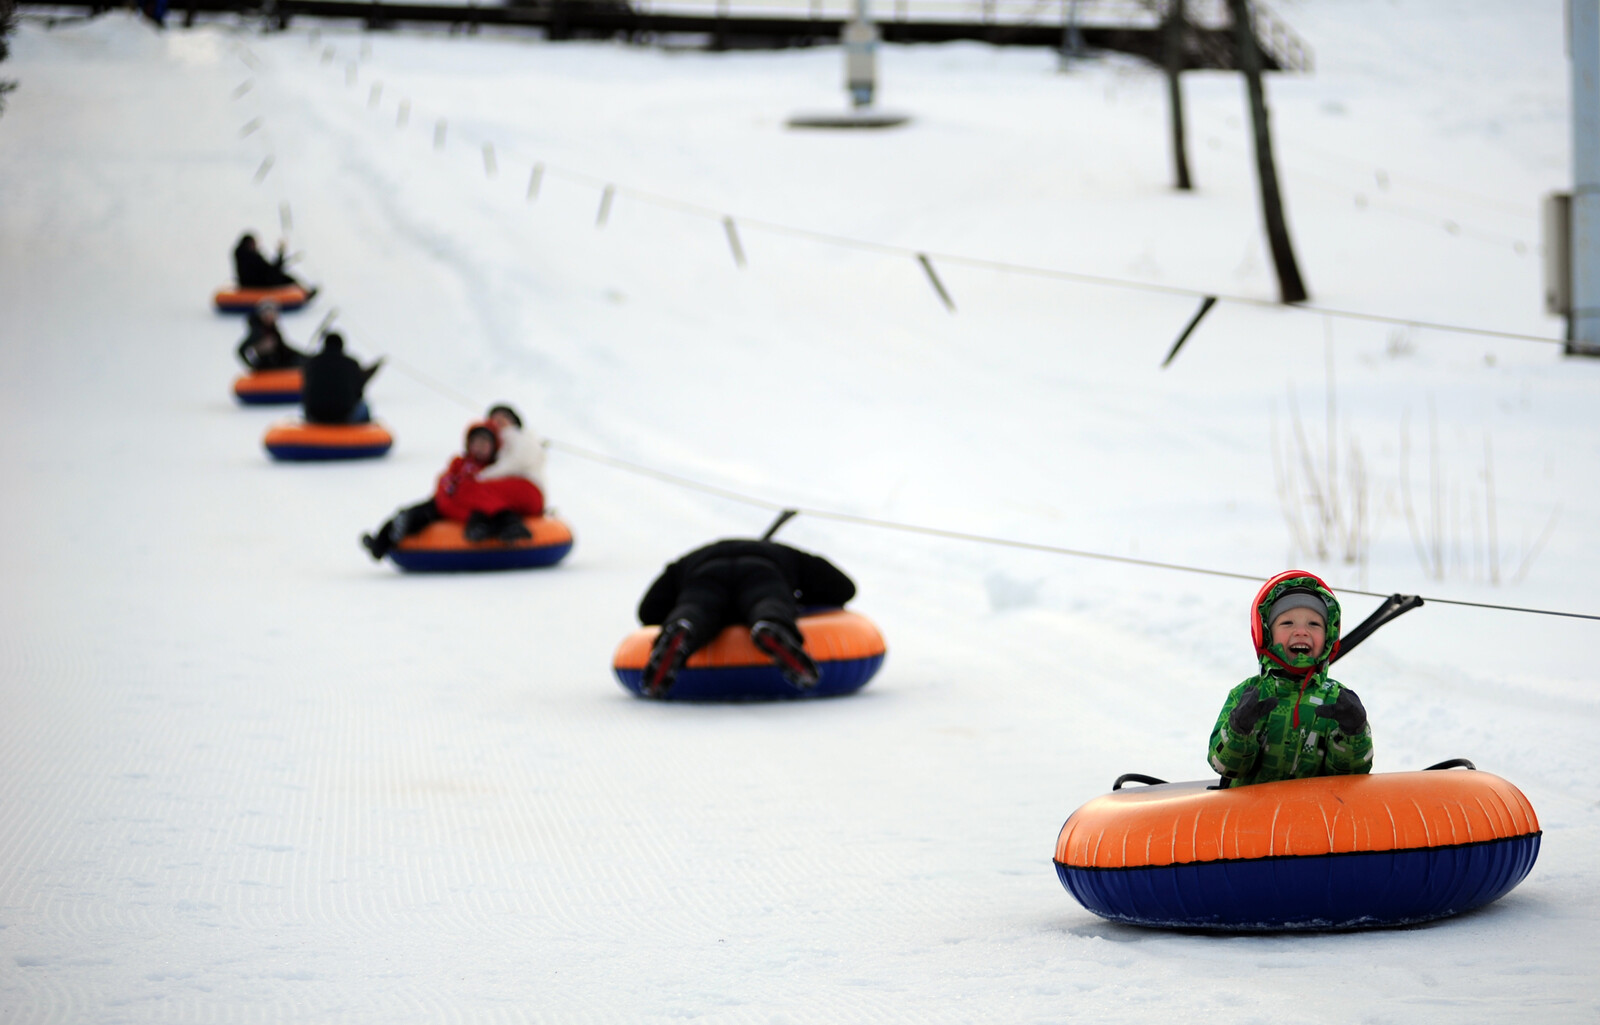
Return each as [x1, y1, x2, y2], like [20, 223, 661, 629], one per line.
[1053, 763, 1540, 930]
[214, 284, 310, 314]
[612, 609, 886, 702]
[388, 516, 574, 572]
[232, 368, 302, 406]
[263, 420, 393, 461]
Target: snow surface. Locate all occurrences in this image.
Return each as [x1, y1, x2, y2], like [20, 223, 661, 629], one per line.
[1, 2, 1597, 1021]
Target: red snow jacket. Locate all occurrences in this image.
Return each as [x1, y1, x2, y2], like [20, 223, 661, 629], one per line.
[434, 454, 493, 500]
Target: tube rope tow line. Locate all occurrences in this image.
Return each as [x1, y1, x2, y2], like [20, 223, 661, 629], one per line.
[359, 342, 1600, 626]
[1334, 594, 1425, 662]
[760, 509, 799, 540]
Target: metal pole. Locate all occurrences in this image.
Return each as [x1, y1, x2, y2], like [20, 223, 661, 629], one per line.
[845, 0, 877, 109]
[1227, 0, 1308, 304]
[1571, 0, 1600, 353]
[1060, 0, 1083, 62]
[1164, 0, 1193, 190]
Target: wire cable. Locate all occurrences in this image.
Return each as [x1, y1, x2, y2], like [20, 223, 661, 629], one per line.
[538, 442, 1597, 621]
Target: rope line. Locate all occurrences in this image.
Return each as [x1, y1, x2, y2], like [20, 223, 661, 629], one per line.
[545, 438, 793, 511]
[384, 355, 483, 412]
[593, 178, 1562, 345]
[541, 442, 1598, 622]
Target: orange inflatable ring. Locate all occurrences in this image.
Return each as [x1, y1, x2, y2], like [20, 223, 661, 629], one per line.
[612, 609, 886, 701]
[232, 368, 302, 405]
[214, 284, 310, 313]
[263, 421, 393, 461]
[389, 516, 574, 571]
[1054, 766, 1540, 930]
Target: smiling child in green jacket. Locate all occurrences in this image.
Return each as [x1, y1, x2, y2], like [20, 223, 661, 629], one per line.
[1208, 571, 1374, 788]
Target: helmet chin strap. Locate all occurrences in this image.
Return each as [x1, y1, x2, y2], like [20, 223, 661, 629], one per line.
[1263, 643, 1327, 679]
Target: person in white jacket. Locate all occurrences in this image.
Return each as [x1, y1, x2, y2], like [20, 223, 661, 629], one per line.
[480, 404, 546, 492]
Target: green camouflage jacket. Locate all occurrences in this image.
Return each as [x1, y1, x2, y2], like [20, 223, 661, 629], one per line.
[1207, 573, 1374, 787]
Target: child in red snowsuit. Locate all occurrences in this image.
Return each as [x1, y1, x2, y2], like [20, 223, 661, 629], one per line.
[433, 422, 544, 543]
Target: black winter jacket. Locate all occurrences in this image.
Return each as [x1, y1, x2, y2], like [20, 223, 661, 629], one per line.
[236, 313, 307, 370]
[301, 349, 379, 423]
[233, 239, 297, 288]
[637, 540, 857, 624]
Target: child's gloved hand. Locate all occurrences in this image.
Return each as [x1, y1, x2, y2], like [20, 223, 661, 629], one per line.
[1228, 687, 1279, 733]
[1314, 688, 1368, 734]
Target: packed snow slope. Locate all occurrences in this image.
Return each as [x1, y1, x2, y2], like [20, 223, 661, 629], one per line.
[2, 3, 1597, 1021]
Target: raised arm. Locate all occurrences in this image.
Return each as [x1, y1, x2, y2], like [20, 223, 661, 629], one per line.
[1207, 679, 1272, 784]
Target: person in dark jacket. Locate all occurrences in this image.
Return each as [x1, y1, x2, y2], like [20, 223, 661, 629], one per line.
[636, 539, 857, 697]
[236, 300, 307, 370]
[232, 233, 311, 291]
[363, 497, 438, 561]
[301, 332, 382, 424]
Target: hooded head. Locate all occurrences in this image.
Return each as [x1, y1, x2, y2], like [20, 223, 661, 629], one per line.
[322, 332, 345, 355]
[487, 404, 522, 429]
[465, 421, 500, 463]
[1250, 570, 1341, 675]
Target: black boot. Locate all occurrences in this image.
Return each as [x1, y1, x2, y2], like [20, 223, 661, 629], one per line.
[752, 620, 819, 688]
[385, 510, 413, 544]
[361, 532, 391, 561]
[641, 619, 694, 698]
[494, 510, 532, 543]
[463, 511, 494, 543]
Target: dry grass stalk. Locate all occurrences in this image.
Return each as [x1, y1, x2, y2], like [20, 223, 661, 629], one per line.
[1399, 406, 1557, 586]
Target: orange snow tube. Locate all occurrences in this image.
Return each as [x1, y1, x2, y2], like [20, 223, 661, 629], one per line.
[1054, 766, 1540, 930]
[388, 516, 575, 571]
[232, 368, 302, 405]
[214, 284, 310, 313]
[263, 421, 393, 461]
[612, 609, 886, 701]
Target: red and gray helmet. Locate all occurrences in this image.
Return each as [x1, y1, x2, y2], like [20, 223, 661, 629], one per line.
[1250, 569, 1342, 674]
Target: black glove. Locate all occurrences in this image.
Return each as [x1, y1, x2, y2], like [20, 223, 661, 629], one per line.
[1228, 687, 1279, 734]
[1315, 688, 1368, 734]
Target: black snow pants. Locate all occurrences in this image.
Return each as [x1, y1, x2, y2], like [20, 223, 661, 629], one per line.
[666, 556, 800, 653]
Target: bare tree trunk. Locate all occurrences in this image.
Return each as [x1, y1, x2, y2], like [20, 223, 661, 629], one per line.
[1226, 0, 1308, 303]
[1163, 0, 1193, 191]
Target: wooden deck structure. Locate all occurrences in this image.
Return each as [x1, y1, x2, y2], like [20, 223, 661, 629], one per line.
[21, 0, 1311, 71]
